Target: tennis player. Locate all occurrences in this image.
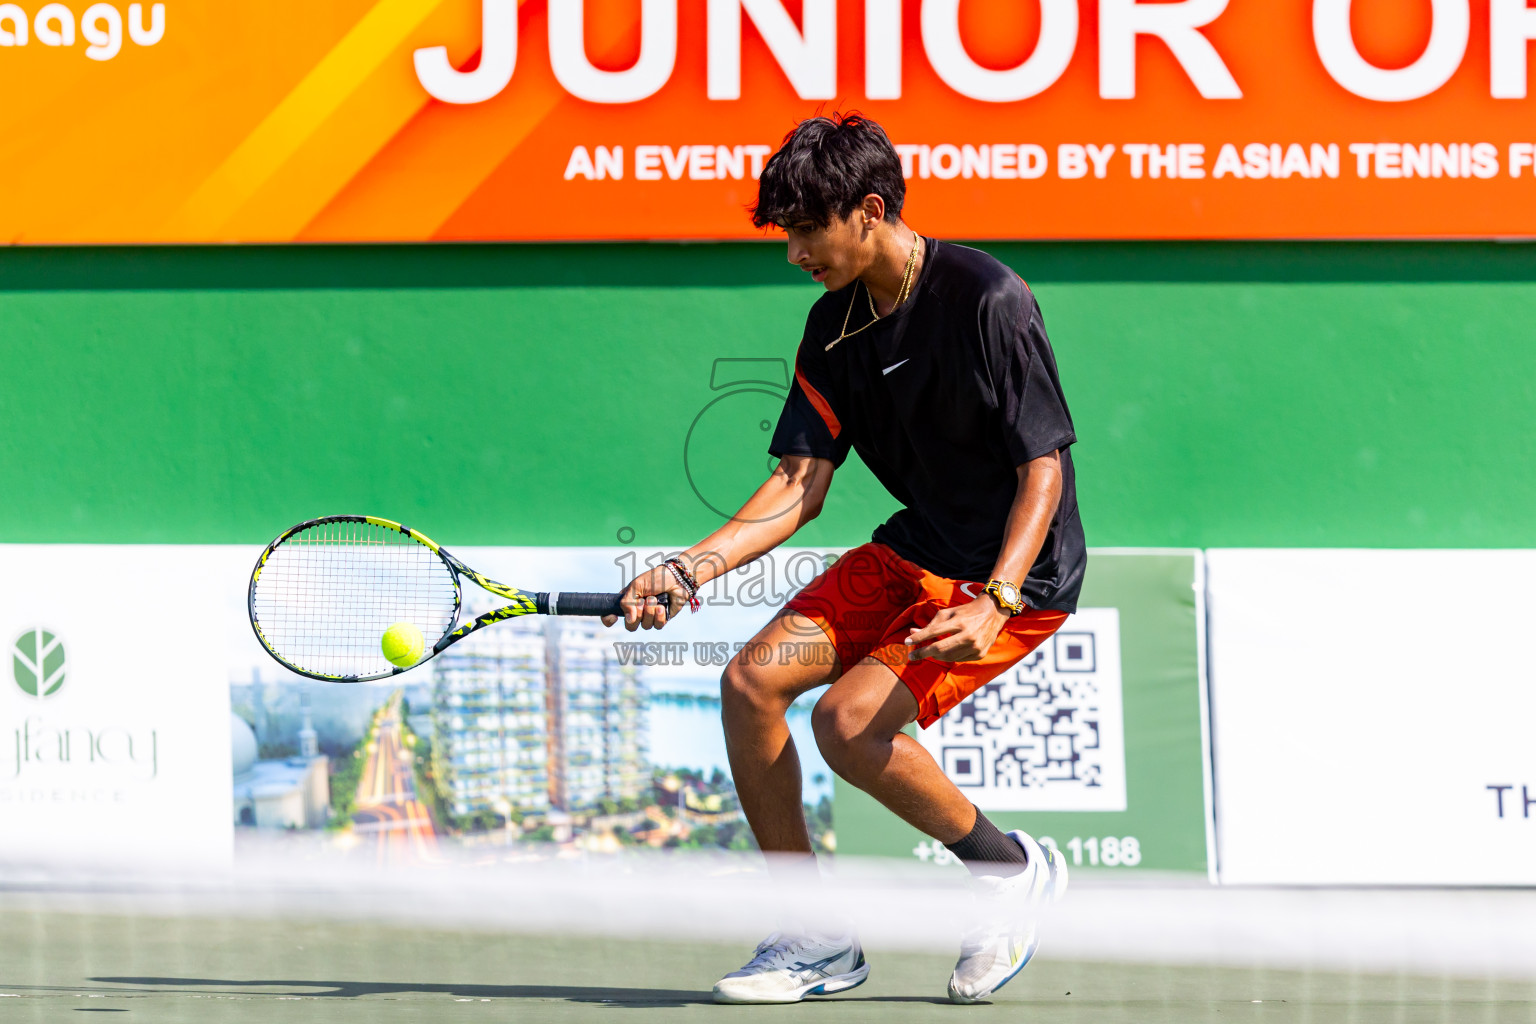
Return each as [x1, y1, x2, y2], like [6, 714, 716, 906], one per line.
[604, 113, 1085, 1005]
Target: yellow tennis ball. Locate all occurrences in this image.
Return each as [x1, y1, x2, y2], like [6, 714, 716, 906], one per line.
[381, 622, 425, 668]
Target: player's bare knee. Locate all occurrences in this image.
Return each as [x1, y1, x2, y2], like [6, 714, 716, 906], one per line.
[719, 658, 754, 707]
[811, 693, 872, 781]
[810, 695, 836, 753]
[720, 657, 777, 717]
[810, 702, 849, 777]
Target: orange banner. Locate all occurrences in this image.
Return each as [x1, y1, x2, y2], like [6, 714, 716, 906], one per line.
[2, 0, 1534, 242]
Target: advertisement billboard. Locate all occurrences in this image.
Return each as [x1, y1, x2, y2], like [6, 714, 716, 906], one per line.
[1208, 549, 1536, 885]
[835, 550, 1214, 876]
[3, 0, 1535, 242]
[225, 542, 841, 862]
[0, 546, 233, 869]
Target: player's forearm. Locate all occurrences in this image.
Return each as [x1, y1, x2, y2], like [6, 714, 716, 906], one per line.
[989, 451, 1063, 588]
[677, 457, 830, 586]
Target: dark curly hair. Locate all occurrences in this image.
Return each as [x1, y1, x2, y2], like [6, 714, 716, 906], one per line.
[750, 113, 906, 230]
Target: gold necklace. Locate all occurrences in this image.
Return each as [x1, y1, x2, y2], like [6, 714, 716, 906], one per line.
[826, 233, 922, 352]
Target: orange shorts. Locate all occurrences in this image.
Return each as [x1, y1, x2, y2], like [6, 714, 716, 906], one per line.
[784, 542, 1069, 729]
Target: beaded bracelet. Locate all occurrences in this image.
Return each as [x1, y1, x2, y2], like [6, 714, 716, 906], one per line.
[662, 558, 702, 612]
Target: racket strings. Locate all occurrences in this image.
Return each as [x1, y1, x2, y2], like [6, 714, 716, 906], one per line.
[252, 519, 458, 679]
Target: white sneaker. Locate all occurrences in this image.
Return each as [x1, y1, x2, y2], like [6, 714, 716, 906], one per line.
[946, 829, 1068, 1004]
[712, 931, 870, 1004]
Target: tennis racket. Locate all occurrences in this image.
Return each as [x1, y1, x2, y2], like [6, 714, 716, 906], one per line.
[249, 515, 638, 682]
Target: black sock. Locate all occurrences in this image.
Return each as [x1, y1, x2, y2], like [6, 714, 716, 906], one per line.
[944, 807, 1028, 878]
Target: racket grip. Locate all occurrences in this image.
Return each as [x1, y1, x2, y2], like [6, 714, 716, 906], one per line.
[539, 592, 626, 617]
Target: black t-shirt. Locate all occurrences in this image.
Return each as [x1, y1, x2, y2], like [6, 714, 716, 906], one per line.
[769, 238, 1086, 613]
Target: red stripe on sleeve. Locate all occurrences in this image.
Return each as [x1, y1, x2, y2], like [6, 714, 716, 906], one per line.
[794, 361, 841, 440]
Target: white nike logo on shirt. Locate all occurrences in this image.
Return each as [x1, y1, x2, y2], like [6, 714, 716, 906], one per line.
[882, 359, 910, 375]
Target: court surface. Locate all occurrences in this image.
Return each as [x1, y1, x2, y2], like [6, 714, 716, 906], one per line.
[6, 907, 1534, 1024]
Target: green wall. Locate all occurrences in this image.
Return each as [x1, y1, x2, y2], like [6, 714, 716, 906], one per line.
[2, 242, 1533, 548]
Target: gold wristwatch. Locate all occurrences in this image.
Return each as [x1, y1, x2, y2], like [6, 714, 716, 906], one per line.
[983, 578, 1025, 616]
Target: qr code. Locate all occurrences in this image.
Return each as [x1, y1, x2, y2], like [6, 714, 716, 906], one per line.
[918, 607, 1126, 812]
